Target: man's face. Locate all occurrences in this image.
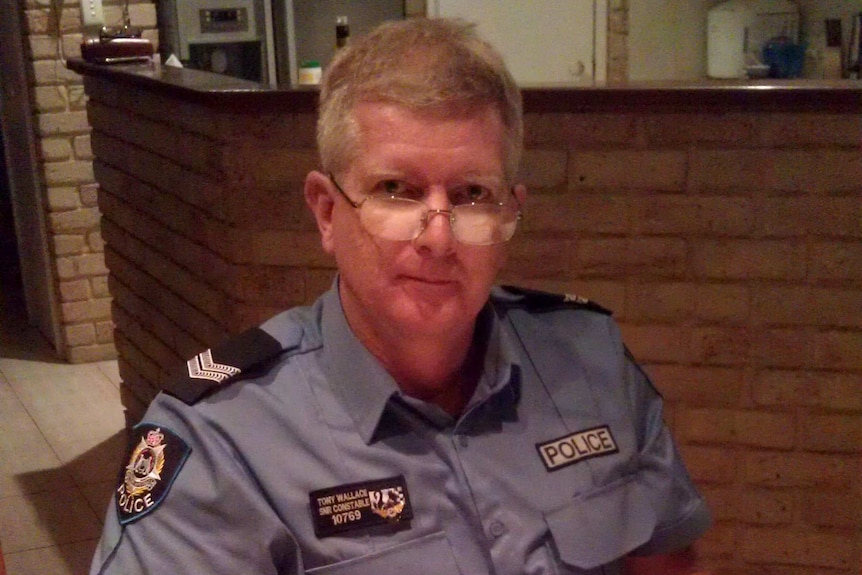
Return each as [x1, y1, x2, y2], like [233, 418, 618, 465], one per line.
[313, 102, 515, 344]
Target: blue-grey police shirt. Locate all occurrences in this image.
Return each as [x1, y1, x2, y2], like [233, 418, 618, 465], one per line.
[91, 284, 711, 575]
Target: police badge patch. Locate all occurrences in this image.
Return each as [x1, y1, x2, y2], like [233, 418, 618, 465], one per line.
[116, 423, 192, 525]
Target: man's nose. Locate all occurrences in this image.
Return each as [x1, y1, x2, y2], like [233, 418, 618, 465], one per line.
[413, 188, 456, 254]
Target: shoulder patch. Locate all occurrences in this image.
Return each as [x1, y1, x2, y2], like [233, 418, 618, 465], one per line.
[170, 327, 284, 404]
[497, 285, 612, 315]
[116, 423, 191, 525]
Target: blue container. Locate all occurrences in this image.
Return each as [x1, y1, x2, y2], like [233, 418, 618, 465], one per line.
[762, 39, 806, 79]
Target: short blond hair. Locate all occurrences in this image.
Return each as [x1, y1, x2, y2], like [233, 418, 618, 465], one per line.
[317, 18, 523, 181]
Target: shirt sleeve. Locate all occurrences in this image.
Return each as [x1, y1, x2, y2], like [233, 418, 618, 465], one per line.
[89, 394, 299, 575]
[621, 346, 712, 556]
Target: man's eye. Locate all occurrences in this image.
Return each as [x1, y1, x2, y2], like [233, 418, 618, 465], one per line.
[375, 180, 421, 199]
[452, 184, 495, 204]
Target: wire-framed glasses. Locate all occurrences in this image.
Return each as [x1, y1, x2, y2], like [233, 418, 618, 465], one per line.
[329, 174, 522, 246]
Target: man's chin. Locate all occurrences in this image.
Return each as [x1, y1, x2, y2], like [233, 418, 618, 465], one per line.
[391, 295, 477, 336]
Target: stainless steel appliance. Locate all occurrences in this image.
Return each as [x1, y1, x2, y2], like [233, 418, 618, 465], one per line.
[158, 0, 275, 83]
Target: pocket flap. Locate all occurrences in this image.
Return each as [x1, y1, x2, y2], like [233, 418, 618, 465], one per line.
[306, 531, 461, 575]
[544, 477, 656, 570]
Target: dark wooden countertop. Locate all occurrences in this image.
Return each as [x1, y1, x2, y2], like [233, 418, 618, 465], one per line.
[68, 58, 862, 113]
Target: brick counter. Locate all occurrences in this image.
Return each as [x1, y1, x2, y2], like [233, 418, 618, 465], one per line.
[69, 59, 861, 575]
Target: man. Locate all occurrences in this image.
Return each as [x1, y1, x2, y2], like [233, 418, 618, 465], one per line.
[91, 18, 711, 575]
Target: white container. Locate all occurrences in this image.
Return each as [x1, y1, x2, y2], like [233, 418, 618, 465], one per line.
[298, 61, 322, 85]
[707, 0, 754, 78]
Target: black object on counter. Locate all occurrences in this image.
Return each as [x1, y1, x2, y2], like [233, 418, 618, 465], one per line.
[336, 16, 350, 49]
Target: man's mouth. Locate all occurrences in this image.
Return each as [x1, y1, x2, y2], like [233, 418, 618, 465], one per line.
[402, 275, 455, 285]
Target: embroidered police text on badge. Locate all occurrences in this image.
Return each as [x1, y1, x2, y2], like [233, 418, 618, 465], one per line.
[116, 423, 192, 525]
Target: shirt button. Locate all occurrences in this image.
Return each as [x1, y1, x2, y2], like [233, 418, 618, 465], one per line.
[489, 521, 507, 538]
[458, 435, 468, 448]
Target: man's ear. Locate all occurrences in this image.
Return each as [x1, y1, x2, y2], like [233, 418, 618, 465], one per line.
[304, 170, 336, 254]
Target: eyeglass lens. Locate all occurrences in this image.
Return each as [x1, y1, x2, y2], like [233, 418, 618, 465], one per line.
[359, 196, 518, 245]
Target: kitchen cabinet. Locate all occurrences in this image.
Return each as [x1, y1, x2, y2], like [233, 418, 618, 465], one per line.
[430, 0, 606, 85]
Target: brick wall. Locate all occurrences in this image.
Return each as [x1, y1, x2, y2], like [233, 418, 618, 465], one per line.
[20, 0, 156, 361]
[81, 78, 327, 415]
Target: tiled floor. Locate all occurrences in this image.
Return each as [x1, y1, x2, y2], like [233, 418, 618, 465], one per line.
[0, 284, 126, 575]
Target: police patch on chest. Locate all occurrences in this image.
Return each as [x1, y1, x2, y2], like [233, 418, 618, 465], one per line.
[309, 476, 413, 537]
[116, 423, 192, 525]
[536, 425, 618, 472]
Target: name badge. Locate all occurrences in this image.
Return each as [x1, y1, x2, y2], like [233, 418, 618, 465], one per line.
[309, 475, 413, 537]
[536, 425, 618, 472]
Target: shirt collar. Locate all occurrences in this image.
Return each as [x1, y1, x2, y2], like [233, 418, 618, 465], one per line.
[321, 284, 398, 444]
[464, 302, 521, 414]
[320, 282, 521, 444]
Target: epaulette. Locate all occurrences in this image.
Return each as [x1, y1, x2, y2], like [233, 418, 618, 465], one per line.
[168, 327, 285, 405]
[497, 285, 612, 315]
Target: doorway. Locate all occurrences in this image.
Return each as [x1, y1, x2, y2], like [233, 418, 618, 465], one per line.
[0, 127, 25, 318]
[0, 0, 63, 355]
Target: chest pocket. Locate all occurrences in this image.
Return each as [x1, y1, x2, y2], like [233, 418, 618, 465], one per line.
[543, 475, 655, 572]
[305, 531, 462, 575]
